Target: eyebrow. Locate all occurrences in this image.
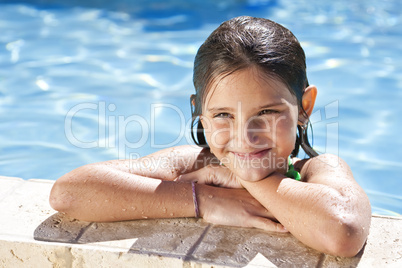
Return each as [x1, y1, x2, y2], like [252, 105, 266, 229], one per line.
[206, 107, 234, 113]
[257, 102, 287, 110]
[206, 102, 286, 113]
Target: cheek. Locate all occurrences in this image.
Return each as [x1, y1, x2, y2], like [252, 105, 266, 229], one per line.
[204, 120, 232, 148]
[271, 114, 298, 144]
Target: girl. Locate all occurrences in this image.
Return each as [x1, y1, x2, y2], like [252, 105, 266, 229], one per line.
[50, 16, 371, 257]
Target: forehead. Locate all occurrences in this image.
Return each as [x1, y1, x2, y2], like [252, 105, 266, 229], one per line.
[203, 67, 296, 108]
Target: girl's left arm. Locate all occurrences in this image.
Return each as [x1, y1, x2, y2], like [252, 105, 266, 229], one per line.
[240, 154, 371, 257]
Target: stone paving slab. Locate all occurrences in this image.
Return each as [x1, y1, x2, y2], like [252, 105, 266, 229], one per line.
[0, 176, 401, 267]
[191, 225, 323, 267]
[0, 178, 54, 238]
[351, 216, 402, 267]
[80, 219, 210, 258]
[34, 213, 93, 243]
[0, 176, 24, 201]
[0, 236, 188, 268]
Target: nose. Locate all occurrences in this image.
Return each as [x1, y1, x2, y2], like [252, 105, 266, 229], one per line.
[232, 116, 270, 150]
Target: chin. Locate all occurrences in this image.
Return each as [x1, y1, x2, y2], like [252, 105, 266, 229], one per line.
[233, 167, 273, 182]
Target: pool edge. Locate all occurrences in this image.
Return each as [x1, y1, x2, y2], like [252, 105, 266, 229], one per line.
[0, 176, 401, 267]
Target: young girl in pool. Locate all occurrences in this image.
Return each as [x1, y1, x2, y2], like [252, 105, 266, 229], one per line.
[50, 16, 371, 257]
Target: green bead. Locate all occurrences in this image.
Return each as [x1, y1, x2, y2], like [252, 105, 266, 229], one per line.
[294, 171, 301, 181]
[286, 157, 301, 181]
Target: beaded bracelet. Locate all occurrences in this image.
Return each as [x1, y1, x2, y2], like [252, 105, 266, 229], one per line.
[191, 182, 200, 218]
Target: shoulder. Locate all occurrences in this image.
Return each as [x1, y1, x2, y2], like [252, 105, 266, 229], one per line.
[292, 154, 369, 204]
[294, 154, 354, 184]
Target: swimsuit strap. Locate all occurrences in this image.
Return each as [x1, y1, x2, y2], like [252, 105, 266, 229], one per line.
[286, 157, 301, 181]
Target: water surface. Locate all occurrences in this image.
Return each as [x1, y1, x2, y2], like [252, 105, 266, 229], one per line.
[0, 0, 401, 215]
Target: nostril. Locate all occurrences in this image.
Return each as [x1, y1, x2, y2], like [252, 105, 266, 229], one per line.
[246, 128, 260, 143]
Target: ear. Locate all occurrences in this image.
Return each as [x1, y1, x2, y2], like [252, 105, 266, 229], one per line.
[190, 94, 196, 107]
[299, 85, 317, 124]
[191, 94, 203, 124]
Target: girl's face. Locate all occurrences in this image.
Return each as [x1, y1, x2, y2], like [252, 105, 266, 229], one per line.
[201, 67, 299, 181]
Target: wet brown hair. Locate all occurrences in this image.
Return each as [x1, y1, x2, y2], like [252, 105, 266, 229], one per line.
[190, 16, 317, 158]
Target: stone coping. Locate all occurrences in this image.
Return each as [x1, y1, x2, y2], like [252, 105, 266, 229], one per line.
[0, 176, 401, 267]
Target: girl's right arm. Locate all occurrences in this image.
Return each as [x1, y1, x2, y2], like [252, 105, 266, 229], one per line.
[49, 145, 207, 222]
[49, 145, 285, 231]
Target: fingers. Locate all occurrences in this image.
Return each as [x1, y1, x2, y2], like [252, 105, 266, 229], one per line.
[250, 216, 288, 233]
[174, 166, 216, 185]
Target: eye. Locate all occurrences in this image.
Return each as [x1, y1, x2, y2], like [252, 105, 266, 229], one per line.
[214, 112, 232, 119]
[259, 109, 279, 116]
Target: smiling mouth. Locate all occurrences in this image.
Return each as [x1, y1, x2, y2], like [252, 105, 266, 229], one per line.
[232, 148, 271, 160]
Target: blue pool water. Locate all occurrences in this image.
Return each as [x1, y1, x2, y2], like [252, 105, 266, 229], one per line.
[0, 0, 401, 216]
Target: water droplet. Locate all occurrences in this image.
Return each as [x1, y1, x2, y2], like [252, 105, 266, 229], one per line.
[131, 206, 136, 210]
[104, 199, 109, 202]
[162, 207, 167, 213]
[208, 195, 213, 199]
[88, 199, 91, 203]
[170, 213, 174, 216]
[122, 208, 126, 212]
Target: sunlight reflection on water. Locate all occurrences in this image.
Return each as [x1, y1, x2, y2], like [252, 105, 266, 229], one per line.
[0, 0, 400, 215]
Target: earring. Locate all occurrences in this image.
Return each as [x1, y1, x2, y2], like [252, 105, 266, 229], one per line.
[298, 118, 308, 127]
[299, 123, 318, 157]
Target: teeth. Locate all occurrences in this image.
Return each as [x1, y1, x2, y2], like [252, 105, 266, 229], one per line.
[233, 149, 269, 159]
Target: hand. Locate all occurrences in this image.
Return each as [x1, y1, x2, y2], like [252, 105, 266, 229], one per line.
[197, 185, 288, 232]
[175, 164, 243, 188]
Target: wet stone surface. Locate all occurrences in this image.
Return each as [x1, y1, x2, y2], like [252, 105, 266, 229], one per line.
[34, 213, 92, 243]
[192, 225, 323, 267]
[1, 177, 402, 267]
[78, 217, 210, 257]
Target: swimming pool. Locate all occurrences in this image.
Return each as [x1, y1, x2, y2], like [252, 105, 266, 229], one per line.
[0, 0, 401, 216]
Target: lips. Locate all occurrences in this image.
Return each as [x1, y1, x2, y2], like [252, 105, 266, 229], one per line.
[232, 148, 271, 160]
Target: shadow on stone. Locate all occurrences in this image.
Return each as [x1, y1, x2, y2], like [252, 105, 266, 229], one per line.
[33, 213, 364, 267]
[191, 225, 321, 267]
[34, 213, 92, 243]
[34, 213, 211, 259]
